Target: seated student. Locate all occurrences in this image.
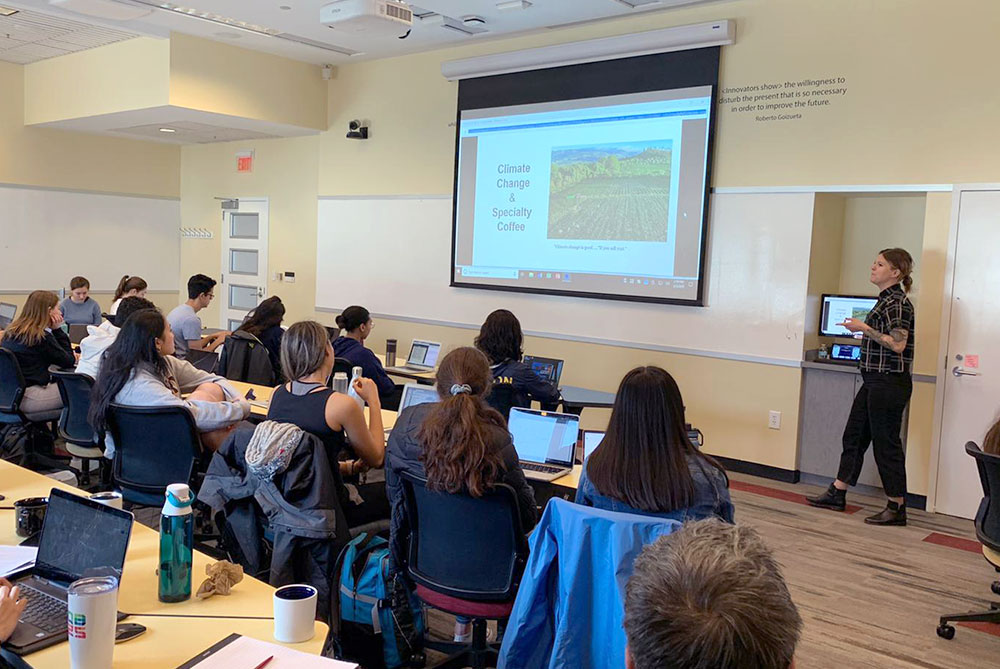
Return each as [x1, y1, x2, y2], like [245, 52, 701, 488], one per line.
[625, 519, 802, 669]
[386, 346, 538, 566]
[109, 275, 148, 316]
[983, 415, 1000, 455]
[474, 309, 560, 409]
[59, 276, 102, 326]
[332, 306, 399, 409]
[266, 321, 389, 528]
[88, 310, 250, 456]
[75, 296, 156, 379]
[576, 366, 733, 523]
[226, 296, 285, 380]
[167, 274, 228, 360]
[0, 290, 75, 420]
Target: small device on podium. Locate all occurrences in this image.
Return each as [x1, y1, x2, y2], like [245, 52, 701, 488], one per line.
[831, 343, 861, 362]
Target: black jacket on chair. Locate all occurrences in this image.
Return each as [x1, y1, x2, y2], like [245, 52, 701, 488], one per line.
[385, 402, 538, 570]
[200, 422, 351, 618]
[218, 331, 278, 385]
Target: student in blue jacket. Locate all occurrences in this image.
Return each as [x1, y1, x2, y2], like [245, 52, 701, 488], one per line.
[474, 309, 560, 410]
[576, 366, 734, 523]
[333, 305, 400, 409]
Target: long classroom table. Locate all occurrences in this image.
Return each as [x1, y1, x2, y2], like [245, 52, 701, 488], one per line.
[0, 459, 330, 668]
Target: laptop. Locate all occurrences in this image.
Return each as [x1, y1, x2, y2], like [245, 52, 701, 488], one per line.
[582, 429, 605, 460]
[6, 488, 133, 655]
[522, 355, 564, 386]
[399, 383, 439, 411]
[187, 348, 219, 373]
[508, 407, 578, 481]
[67, 324, 90, 345]
[0, 302, 16, 329]
[386, 339, 442, 373]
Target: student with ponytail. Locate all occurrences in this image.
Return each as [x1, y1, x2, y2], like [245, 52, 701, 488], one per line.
[109, 275, 148, 316]
[385, 347, 537, 567]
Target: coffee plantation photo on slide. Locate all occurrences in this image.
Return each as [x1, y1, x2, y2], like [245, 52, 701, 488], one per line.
[547, 140, 672, 242]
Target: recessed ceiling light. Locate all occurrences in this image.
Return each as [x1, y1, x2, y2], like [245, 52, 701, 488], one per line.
[0, 5, 19, 16]
[496, 0, 531, 10]
[124, 1, 281, 36]
[159, 127, 177, 133]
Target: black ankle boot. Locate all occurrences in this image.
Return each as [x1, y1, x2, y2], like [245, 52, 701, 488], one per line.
[806, 484, 847, 511]
[864, 500, 906, 526]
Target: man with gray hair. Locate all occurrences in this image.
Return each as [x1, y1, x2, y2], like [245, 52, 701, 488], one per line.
[624, 519, 802, 669]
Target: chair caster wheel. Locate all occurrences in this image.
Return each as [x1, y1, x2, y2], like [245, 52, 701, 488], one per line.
[991, 581, 1000, 596]
[408, 653, 426, 667]
[937, 624, 955, 640]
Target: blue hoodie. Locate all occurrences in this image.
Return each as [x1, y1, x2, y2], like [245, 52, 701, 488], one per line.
[332, 336, 396, 399]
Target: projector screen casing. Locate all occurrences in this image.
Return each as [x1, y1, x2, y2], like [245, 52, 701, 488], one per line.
[450, 47, 720, 306]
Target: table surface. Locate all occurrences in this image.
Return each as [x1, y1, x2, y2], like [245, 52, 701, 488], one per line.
[558, 385, 616, 408]
[0, 459, 328, 668]
[374, 353, 436, 383]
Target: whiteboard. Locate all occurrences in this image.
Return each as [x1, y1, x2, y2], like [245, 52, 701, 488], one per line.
[0, 185, 180, 292]
[316, 192, 814, 365]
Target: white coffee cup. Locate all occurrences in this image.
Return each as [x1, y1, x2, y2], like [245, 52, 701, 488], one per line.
[68, 575, 119, 669]
[273, 584, 317, 643]
[89, 491, 123, 510]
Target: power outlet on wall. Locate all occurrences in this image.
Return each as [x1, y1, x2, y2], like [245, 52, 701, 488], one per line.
[768, 410, 782, 430]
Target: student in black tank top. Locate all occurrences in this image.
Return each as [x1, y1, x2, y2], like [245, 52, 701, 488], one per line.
[267, 321, 388, 528]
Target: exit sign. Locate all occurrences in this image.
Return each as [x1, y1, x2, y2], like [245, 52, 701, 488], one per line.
[236, 150, 254, 173]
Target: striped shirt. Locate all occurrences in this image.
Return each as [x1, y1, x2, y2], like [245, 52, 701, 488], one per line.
[860, 284, 914, 373]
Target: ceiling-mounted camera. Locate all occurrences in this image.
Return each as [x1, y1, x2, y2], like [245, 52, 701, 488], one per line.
[346, 119, 369, 140]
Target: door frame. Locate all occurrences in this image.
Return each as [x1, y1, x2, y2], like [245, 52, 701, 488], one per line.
[927, 184, 1000, 513]
[219, 196, 269, 330]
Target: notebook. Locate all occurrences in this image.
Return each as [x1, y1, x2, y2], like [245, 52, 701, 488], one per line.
[178, 633, 357, 668]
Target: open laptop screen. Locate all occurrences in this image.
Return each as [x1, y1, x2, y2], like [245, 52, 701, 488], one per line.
[508, 407, 578, 466]
[400, 383, 439, 411]
[35, 489, 132, 584]
[582, 430, 605, 460]
[408, 340, 441, 367]
[523, 356, 563, 385]
[0, 302, 15, 328]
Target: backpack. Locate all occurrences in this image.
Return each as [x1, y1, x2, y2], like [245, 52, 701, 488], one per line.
[327, 532, 425, 669]
[0, 423, 28, 465]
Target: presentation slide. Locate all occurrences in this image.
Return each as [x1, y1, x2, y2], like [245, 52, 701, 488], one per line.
[452, 86, 713, 304]
[820, 295, 878, 337]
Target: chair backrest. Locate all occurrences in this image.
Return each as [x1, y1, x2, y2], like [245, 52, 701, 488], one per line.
[399, 471, 528, 602]
[218, 332, 274, 385]
[51, 370, 100, 447]
[485, 382, 515, 421]
[0, 348, 26, 418]
[107, 404, 202, 505]
[966, 441, 1000, 552]
[332, 358, 356, 378]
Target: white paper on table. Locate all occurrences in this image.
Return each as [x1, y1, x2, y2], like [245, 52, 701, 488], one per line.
[0, 546, 37, 579]
[182, 634, 357, 669]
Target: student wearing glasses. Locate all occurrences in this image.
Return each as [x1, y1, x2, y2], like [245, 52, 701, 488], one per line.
[166, 274, 228, 360]
[332, 305, 399, 409]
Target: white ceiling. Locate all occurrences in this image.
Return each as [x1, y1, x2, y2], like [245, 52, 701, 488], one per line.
[0, 6, 137, 64]
[1, 0, 722, 65]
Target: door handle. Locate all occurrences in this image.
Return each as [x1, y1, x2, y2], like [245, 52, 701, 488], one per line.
[257, 286, 265, 298]
[952, 366, 980, 377]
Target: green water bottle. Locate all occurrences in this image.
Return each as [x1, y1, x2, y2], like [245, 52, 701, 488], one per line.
[158, 483, 194, 603]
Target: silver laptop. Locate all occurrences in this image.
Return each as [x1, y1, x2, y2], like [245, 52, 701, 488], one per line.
[582, 429, 605, 461]
[508, 407, 578, 481]
[387, 339, 442, 372]
[399, 382, 439, 411]
[0, 302, 16, 329]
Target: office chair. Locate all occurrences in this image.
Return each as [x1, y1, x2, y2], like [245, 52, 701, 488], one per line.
[0, 350, 67, 472]
[51, 370, 108, 488]
[937, 441, 1000, 639]
[399, 471, 529, 669]
[217, 331, 275, 385]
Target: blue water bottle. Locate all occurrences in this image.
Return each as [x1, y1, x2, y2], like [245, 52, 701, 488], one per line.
[159, 483, 194, 603]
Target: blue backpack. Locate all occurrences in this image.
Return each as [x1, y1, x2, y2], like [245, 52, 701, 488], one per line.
[331, 532, 425, 669]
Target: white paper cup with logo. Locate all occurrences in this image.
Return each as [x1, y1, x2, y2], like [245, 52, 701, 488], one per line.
[88, 491, 123, 510]
[67, 575, 119, 669]
[273, 584, 317, 643]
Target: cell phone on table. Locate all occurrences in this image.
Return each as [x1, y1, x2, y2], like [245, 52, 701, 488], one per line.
[245, 388, 257, 401]
[116, 623, 147, 643]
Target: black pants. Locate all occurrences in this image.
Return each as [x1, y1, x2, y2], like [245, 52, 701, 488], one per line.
[836, 371, 912, 498]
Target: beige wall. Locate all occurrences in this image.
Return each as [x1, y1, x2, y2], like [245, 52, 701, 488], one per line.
[804, 194, 846, 352]
[0, 61, 179, 198]
[839, 195, 927, 297]
[179, 136, 320, 328]
[24, 38, 170, 125]
[169, 34, 326, 130]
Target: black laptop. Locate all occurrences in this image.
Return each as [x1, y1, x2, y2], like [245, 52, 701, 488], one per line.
[186, 348, 220, 373]
[4, 488, 133, 655]
[523, 355, 564, 386]
[67, 324, 90, 345]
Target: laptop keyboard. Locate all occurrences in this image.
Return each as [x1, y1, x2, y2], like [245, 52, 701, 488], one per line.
[20, 584, 67, 634]
[520, 462, 566, 475]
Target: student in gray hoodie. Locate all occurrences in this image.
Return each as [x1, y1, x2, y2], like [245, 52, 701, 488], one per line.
[59, 276, 102, 326]
[88, 309, 250, 458]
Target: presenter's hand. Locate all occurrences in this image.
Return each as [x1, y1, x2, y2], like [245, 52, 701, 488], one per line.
[837, 318, 869, 335]
[0, 579, 28, 643]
